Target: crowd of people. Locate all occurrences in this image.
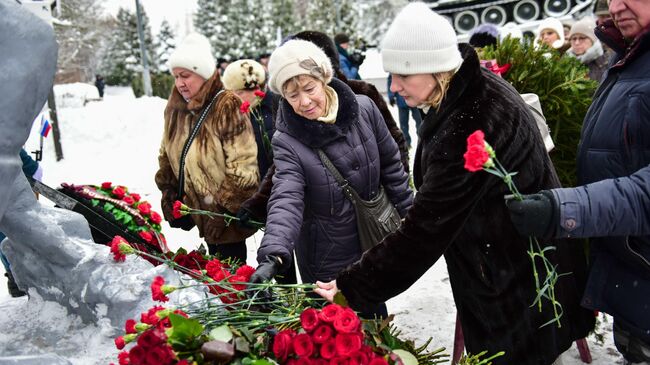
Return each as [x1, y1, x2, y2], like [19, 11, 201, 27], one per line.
[3, 0, 649, 363]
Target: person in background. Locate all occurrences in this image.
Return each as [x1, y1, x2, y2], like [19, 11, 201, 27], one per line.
[94, 74, 105, 98]
[468, 23, 499, 49]
[315, 3, 595, 364]
[535, 17, 567, 52]
[249, 39, 413, 318]
[1, 148, 42, 297]
[155, 33, 259, 263]
[565, 17, 609, 81]
[506, 0, 650, 362]
[593, 0, 612, 26]
[256, 53, 271, 73]
[387, 74, 421, 149]
[217, 57, 230, 76]
[333, 32, 361, 80]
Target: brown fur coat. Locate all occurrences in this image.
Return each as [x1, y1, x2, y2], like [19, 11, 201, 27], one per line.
[155, 71, 259, 244]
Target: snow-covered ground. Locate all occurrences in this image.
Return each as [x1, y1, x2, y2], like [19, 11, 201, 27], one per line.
[0, 84, 623, 364]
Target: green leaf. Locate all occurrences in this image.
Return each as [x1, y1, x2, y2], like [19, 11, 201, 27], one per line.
[251, 359, 274, 365]
[209, 325, 233, 343]
[393, 349, 418, 365]
[90, 199, 100, 207]
[167, 313, 205, 344]
[234, 336, 250, 353]
[333, 291, 349, 307]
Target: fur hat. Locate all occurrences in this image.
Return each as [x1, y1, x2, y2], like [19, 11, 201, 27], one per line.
[293, 30, 341, 71]
[534, 17, 566, 49]
[222, 59, 266, 90]
[333, 33, 350, 45]
[381, 2, 462, 75]
[469, 24, 499, 48]
[267, 39, 333, 96]
[168, 33, 216, 80]
[569, 17, 597, 44]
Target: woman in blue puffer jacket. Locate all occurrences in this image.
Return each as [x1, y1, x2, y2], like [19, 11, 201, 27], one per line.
[249, 39, 413, 318]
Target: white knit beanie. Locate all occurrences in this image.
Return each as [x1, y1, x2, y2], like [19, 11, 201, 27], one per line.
[535, 17, 566, 49]
[222, 59, 266, 90]
[267, 39, 333, 96]
[381, 2, 462, 75]
[168, 33, 216, 80]
[569, 17, 597, 44]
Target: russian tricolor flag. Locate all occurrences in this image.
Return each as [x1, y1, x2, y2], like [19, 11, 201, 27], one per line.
[40, 115, 51, 138]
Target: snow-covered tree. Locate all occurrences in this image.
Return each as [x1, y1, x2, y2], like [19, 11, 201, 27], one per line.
[194, 0, 229, 60]
[357, 0, 406, 46]
[53, 0, 112, 83]
[302, 0, 357, 37]
[270, 0, 299, 43]
[156, 20, 176, 73]
[101, 7, 156, 85]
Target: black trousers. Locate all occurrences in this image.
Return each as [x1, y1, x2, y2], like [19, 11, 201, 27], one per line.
[614, 320, 650, 364]
[208, 241, 247, 264]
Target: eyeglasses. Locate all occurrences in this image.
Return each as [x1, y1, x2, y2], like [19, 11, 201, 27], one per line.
[569, 36, 590, 42]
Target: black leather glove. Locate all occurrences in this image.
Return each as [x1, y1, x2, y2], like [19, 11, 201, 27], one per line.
[236, 208, 259, 230]
[169, 214, 195, 231]
[505, 190, 558, 239]
[250, 255, 283, 284]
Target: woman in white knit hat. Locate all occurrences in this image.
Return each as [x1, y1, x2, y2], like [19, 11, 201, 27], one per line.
[154, 33, 259, 263]
[248, 39, 413, 319]
[566, 17, 610, 81]
[316, 2, 595, 364]
[535, 17, 567, 51]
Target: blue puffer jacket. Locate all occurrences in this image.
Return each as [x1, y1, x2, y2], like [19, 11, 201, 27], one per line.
[258, 78, 413, 283]
[549, 22, 650, 342]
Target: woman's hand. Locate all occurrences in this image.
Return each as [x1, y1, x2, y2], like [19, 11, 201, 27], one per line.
[314, 280, 338, 303]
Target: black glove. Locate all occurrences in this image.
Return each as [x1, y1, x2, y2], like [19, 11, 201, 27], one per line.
[389, 99, 396, 107]
[505, 190, 558, 238]
[236, 208, 260, 230]
[169, 214, 195, 231]
[250, 255, 283, 284]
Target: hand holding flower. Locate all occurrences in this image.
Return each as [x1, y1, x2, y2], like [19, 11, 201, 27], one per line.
[314, 280, 338, 303]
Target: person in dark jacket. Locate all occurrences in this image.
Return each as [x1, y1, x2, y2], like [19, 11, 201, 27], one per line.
[1, 148, 42, 297]
[506, 1, 650, 362]
[316, 3, 595, 364]
[387, 74, 422, 148]
[236, 31, 410, 228]
[94, 74, 105, 98]
[565, 17, 610, 82]
[250, 39, 413, 318]
[334, 33, 361, 80]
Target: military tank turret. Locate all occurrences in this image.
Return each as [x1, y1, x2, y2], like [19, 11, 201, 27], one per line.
[425, 0, 596, 35]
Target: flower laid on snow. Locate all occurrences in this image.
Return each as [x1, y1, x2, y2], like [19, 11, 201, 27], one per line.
[463, 129, 565, 328]
[111, 235, 134, 262]
[151, 276, 177, 302]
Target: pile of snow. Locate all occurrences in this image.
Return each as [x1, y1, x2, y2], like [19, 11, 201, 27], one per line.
[53, 83, 101, 108]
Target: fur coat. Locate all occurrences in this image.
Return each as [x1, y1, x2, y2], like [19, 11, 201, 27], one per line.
[337, 44, 595, 365]
[155, 71, 259, 244]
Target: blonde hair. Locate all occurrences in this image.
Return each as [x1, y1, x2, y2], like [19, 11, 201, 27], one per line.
[425, 71, 455, 110]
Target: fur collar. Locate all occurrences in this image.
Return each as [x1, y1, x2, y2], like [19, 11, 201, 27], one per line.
[419, 43, 482, 139]
[566, 41, 604, 64]
[166, 71, 224, 113]
[276, 78, 358, 148]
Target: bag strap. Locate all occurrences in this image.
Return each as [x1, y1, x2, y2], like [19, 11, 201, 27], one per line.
[177, 90, 224, 200]
[316, 148, 358, 202]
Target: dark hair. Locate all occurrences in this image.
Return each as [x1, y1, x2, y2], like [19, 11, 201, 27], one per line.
[333, 33, 350, 45]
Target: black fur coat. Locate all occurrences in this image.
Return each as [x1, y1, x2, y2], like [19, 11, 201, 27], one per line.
[337, 44, 595, 365]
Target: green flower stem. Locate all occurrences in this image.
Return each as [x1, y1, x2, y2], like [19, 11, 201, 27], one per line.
[182, 207, 265, 230]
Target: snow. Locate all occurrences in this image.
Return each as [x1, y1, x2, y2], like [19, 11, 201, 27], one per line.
[0, 82, 624, 364]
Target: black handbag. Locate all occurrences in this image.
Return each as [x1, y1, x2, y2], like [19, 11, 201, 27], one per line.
[317, 149, 401, 252]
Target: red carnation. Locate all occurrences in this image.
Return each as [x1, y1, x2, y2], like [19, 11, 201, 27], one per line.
[206, 259, 226, 280]
[101, 182, 112, 189]
[312, 324, 333, 343]
[139, 231, 153, 243]
[235, 264, 255, 280]
[128, 345, 146, 365]
[137, 202, 152, 216]
[115, 336, 126, 350]
[254, 90, 266, 98]
[369, 357, 389, 365]
[335, 332, 362, 357]
[319, 303, 342, 323]
[463, 130, 493, 172]
[118, 351, 130, 365]
[151, 276, 170, 302]
[131, 193, 141, 202]
[122, 196, 135, 205]
[293, 333, 314, 358]
[145, 344, 175, 364]
[140, 305, 166, 325]
[273, 329, 295, 361]
[150, 211, 162, 224]
[330, 356, 349, 365]
[300, 308, 320, 332]
[112, 186, 126, 199]
[125, 319, 137, 334]
[333, 308, 361, 333]
[137, 328, 167, 348]
[240, 100, 251, 114]
[320, 338, 337, 359]
[110, 236, 128, 262]
[228, 274, 247, 291]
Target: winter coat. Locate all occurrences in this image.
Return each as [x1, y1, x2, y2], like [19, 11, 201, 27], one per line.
[257, 78, 413, 284]
[550, 21, 650, 343]
[565, 40, 610, 81]
[249, 90, 279, 180]
[337, 45, 361, 80]
[337, 44, 595, 365]
[155, 71, 259, 244]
